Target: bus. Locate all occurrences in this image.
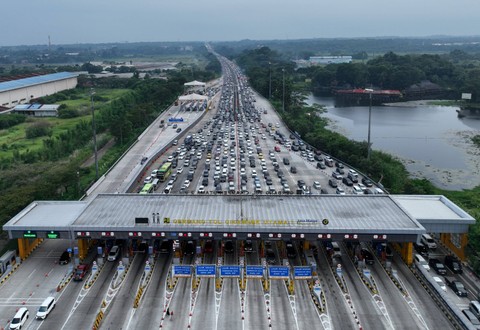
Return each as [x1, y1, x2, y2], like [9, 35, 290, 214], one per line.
[140, 183, 154, 194]
[158, 162, 172, 182]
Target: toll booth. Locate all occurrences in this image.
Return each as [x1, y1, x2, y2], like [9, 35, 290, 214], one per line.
[0, 250, 17, 274]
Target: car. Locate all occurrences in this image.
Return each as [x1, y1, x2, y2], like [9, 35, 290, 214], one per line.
[159, 240, 172, 253]
[462, 309, 480, 328]
[144, 176, 153, 184]
[328, 179, 338, 188]
[342, 177, 353, 186]
[204, 240, 214, 253]
[286, 241, 296, 258]
[266, 249, 276, 264]
[140, 156, 148, 165]
[362, 177, 373, 187]
[351, 185, 362, 194]
[445, 255, 463, 274]
[335, 167, 345, 175]
[243, 240, 253, 252]
[421, 234, 437, 249]
[108, 245, 120, 261]
[313, 181, 321, 190]
[290, 166, 297, 174]
[177, 167, 184, 174]
[360, 249, 374, 265]
[335, 162, 344, 169]
[445, 276, 468, 297]
[414, 253, 430, 271]
[176, 128, 182, 133]
[336, 187, 346, 195]
[414, 242, 429, 257]
[283, 158, 290, 165]
[73, 264, 89, 281]
[432, 276, 447, 292]
[36, 296, 56, 320]
[59, 250, 71, 265]
[197, 185, 205, 194]
[184, 241, 195, 255]
[10, 307, 29, 329]
[297, 180, 306, 188]
[224, 240, 234, 253]
[316, 162, 326, 169]
[332, 172, 342, 180]
[183, 180, 191, 188]
[428, 258, 447, 275]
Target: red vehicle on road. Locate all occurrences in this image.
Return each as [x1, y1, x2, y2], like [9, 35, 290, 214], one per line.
[73, 264, 89, 281]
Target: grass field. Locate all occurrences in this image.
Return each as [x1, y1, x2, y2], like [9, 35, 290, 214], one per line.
[0, 88, 131, 159]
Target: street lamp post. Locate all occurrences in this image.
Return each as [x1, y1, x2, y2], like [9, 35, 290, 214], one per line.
[365, 88, 373, 160]
[90, 88, 99, 180]
[282, 68, 285, 112]
[269, 62, 272, 100]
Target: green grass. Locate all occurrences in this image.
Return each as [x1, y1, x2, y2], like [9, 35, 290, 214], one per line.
[0, 88, 131, 159]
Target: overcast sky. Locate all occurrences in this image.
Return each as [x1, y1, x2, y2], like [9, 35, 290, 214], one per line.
[2, 0, 479, 46]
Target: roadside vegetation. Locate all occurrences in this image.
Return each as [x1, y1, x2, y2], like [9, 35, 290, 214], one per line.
[0, 52, 221, 249]
[227, 46, 480, 271]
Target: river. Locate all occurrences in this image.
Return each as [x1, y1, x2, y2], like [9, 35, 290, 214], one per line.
[305, 94, 480, 190]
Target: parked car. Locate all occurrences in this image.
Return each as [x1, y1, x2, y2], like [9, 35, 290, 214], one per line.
[342, 177, 353, 186]
[328, 179, 338, 188]
[360, 249, 374, 265]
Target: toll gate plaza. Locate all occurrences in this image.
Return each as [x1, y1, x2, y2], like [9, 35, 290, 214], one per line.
[3, 193, 475, 264]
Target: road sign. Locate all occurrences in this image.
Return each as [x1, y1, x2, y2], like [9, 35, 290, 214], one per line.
[220, 266, 240, 277]
[246, 265, 264, 278]
[363, 268, 371, 278]
[269, 266, 290, 279]
[294, 267, 312, 279]
[196, 265, 216, 277]
[173, 265, 191, 277]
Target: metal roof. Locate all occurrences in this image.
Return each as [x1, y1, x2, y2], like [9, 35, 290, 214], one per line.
[3, 194, 474, 238]
[4, 201, 87, 230]
[70, 194, 423, 234]
[0, 72, 78, 93]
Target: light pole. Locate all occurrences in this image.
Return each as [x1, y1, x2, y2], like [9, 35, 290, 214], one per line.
[282, 68, 285, 112]
[365, 88, 373, 160]
[90, 88, 99, 180]
[269, 62, 272, 100]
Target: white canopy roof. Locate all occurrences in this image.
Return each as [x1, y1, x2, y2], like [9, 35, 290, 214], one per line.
[178, 93, 208, 102]
[184, 80, 206, 87]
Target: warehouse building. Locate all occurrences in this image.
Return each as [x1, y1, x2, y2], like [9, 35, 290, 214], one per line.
[0, 72, 78, 109]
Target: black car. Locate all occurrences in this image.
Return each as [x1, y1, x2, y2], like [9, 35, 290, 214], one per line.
[184, 241, 195, 255]
[445, 276, 468, 297]
[335, 167, 345, 175]
[362, 177, 373, 187]
[59, 250, 71, 265]
[328, 179, 338, 188]
[286, 241, 296, 258]
[266, 249, 276, 264]
[224, 240, 234, 253]
[244, 240, 253, 252]
[414, 243, 429, 257]
[297, 180, 306, 188]
[342, 177, 353, 186]
[335, 162, 344, 168]
[445, 255, 463, 274]
[428, 258, 447, 275]
[360, 249, 374, 265]
[202, 177, 209, 186]
[176, 128, 182, 133]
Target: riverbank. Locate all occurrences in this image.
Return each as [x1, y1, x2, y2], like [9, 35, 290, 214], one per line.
[384, 100, 456, 107]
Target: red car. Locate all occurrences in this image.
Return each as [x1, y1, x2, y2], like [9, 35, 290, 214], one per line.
[73, 264, 89, 281]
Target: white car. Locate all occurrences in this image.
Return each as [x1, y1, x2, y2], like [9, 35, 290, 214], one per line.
[167, 156, 174, 162]
[177, 167, 184, 174]
[352, 185, 363, 194]
[144, 176, 153, 184]
[197, 185, 205, 194]
[313, 181, 321, 190]
[183, 180, 191, 188]
[251, 170, 257, 177]
[336, 187, 346, 195]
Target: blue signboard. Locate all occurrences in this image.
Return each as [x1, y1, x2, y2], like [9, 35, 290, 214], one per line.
[294, 267, 312, 279]
[220, 266, 240, 277]
[196, 265, 216, 277]
[168, 117, 184, 122]
[246, 265, 264, 278]
[269, 266, 290, 279]
[173, 265, 192, 277]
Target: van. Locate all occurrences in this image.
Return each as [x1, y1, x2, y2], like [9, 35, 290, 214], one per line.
[152, 178, 160, 190]
[414, 253, 430, 271]
[470, 300, 480, 319]
[107, 246, 120, 261]
[331, 242, 342, 258]
[462, 309, 480, 327]
[421, 234, 437, 249]
[10, 307, 29, 329]
[36, 296, 56, 319]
